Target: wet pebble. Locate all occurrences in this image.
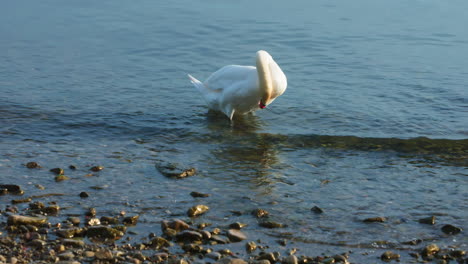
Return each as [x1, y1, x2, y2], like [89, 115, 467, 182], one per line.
[123, 215, 139, 225]
[58, 251, 75, 260]
[252, 209, 269, 218]
[229, 222, 247, 229]
[211, 234, 230, 244]
[190, 191, 210, 198]
[162, 219, 190, 232]
[62, 239, 85, 248]
[258, 252, 280, 263]
[55, 175, 70, 182]
[381, 251, 400, 261]
[90, 165, 104, 172]
[87, 226, 124, 240]
[187, 204, 209, 217]
[207, 252, 222, 260]
[441, 224, 462, 235]
[259, 221, 285, 228]
[245, 241, 257, 253]
[422, 244, 440, 258]
[311, 206, 323, 214]
[363, 217, 386, 223]
[0, 184, 23, 194]
[176, 230, 203, 242]
[79, 191, 89, 198]
[95, 248, 113, 260]
[217, 258, 248, 264]
[227, 229, 247, 242]
[50, 168, 64, 175]
[26, 162, 41, 168]
[282, 255, 298, 264]
[148, 236, 171, 249]
[418, 216, 436, 225]
[7, 215, 48, 226]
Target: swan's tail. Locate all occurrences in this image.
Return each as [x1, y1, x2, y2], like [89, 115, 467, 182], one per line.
[188, 74, 206, 94]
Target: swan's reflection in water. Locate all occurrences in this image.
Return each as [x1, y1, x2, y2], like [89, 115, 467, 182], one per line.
[204, 111, 285, 194]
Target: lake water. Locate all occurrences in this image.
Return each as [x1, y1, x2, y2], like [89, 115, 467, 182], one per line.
[1, 0, 467, 262]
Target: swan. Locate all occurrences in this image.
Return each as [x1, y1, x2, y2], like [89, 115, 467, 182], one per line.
[188, 50, 287, 120]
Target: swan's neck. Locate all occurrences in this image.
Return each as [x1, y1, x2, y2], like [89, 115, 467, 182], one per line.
[256, 51, 273, 107]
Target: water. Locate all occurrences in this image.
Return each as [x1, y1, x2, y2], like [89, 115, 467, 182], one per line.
[1, 0, 467, 262]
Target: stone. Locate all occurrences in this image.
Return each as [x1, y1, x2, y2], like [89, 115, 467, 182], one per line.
[441, 224, 462, 235]
[418, 216, 436, 225]
[381, 251, 400, 261]
[227, 229, 247, 242]
[363, 217, 386, 223]
[187, 204, 209, 217]
[246, 241, 257, 252]
[282, 255, 298, 264]
[7, 215, 47, 226]
[176, 230, 203, 242]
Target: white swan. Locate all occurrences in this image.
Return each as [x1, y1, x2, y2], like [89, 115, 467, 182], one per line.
[188, 50, 287, 120]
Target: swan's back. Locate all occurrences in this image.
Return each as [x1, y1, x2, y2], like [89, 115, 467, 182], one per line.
[204, 65, 257, 92]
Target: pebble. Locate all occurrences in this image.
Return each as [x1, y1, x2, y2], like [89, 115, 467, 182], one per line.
[50, 168, 64, 175]
[245, 241, 257, 252]
[175, 230, 203, 242]
[79, 191, 89, 198]
[26, 162, 41, 168]
[217, 258, 247, 264]
[227, 229, 247, 242]
[58, 251, 75, 260]
[418, 216, 436, 225]
[55, 175, 70, 182]
[311, 206, 323, 214]
[252, 209, 269, 218]
[187, 204, 210, 217]
[381, 251, 400, 261]
[229, 222, 247, 229]
[259, 221, 285, 228]
[441, 224, 462, 235]
[62, 239, 85, 248]
[363, 217, 387, 223]
[211, 234, 230, 244]
[90, 165, 104, 172]
[207, 252, 222, 260]
[422, 244, 440, 257]
[7, 215, 48, 226]
[282, 255, 298, 264]
[190, 191, 210, 198]
[95, 248, 113, 260]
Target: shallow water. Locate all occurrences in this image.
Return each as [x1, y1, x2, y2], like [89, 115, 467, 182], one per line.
[1, 0, 467, 262]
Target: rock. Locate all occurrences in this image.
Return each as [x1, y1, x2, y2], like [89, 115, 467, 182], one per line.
[148, 237, 171, 249]
[229, 222, 247, 229]
[95, 248, 113, 260]
[86, 226, 124, 240]
[381, 251, 400, 261]
[100, 216, 119, 225]
[259, 221, 285, 228]
[311, 206, 323, 214]
[217, 258, 247, 264]
[7, 215, 47, 226]
[11, 198, 32, 204]
[56, 228, 85, 238]
[84, 251, 95, 258]
[161, 219, 190, 232]
[211, 235, 230, 244]
[26, 162, 41, 168]
[90, 166, 104, 172]
[58, 251, 75, 260]
[246, 241, 257, 253]
[153, 253, 169, 262]
[401, 239, 422, 245]
[27, 239, 46, 249]
[441, 224, 462, 235]
[207, 252, 222, 260]
[363, 217, 386, 223]
[422, 244, 440, 258]
[187, 204, 209, 217]
[0, 184, 23, 194]
[55, 175, 70, 182]
[69, 165, 77, 170]
[86, 218, 101, 226]
[418, 216, 436, 225]
[62, 239, 85, 248]
[85, 208, 96, 217]
[50, 168, 64, 175]
[227, 229, 247, 242]
[322, 258, 335, 264]
[182, 243, 204, 253]
[123, 215, 139, 225]
[282, 255, 298, 264]
[176, 230, 203, 242]
[190, 191, 210, 198]
[258, 252, 279, 263]
[79, 192, 89, 198]
[252, 209, 269, 218]
[67, 217, 81, 226]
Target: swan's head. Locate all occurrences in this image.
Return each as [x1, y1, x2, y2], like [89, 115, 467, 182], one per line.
[256, 50, 273, 109]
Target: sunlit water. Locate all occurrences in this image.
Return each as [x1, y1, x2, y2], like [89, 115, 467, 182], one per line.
[1, 0, 467, 262]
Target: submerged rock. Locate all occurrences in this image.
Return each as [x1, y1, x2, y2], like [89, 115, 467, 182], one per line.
[311, 206, 324, 214]
[259, 221, 285, 228]
[441, 224, 462, 235]
[422, 244, 440, 258]
[381, 251, 400, 261]
[90, 166, 104, 172]
[161, 219, 190, 232]
[50, 168, 64, 175]
[86, 226, 124, 240]
[418, 216, 436, 225]
[0, 184, 24, 195]
[363, 217, 386, 223]
[26, 162, 41, 168]
[252, 209, 269, 218]
[176, 230, 203, 243]
[187, 204, 209, 217]
[190, 191, 210, 198]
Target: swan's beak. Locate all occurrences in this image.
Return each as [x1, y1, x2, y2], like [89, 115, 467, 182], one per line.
[259, 101, 266, 109]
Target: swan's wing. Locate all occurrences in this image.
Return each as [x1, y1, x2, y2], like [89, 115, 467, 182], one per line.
[204, 65, 256, 92]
